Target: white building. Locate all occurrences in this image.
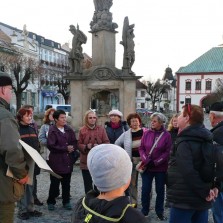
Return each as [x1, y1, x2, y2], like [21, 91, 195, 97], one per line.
[176, 45, 223, 112]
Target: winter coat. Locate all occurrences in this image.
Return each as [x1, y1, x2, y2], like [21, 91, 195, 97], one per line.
[105, 121, 129, 144]
[19, 123, 40, 175]
[210, 120, 223, 190]
[139, 127, 172, 172]
[168, 127, 178, 145]
[38, 123, 53, 160]
[72, 190, 147, 223]
[0, 97, 27, 204]
[39, 124, 51, 146]
[115, 128, 147, 159]
[167, 124, 213, 210]
[47, 124, 77, 174]
[78, 125, 109, 170]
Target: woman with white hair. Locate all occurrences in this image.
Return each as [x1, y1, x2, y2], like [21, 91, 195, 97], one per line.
[105, 109, 129, 144]
[139, 112, 172, 220]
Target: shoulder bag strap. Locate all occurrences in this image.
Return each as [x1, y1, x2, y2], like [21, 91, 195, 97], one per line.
[149, 132, 164, 156]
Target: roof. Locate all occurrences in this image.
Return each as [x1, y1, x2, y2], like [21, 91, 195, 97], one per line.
[177, 46, 223, 73]
[136, 80, 147, 89]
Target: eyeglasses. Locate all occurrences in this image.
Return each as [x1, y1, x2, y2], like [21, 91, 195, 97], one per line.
[88, 117, 96, 119]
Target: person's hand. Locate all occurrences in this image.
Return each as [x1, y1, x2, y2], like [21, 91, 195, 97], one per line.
[213, 187, 219, 198]
[18, 175, 29, 185]
[147, 160, 155, 168]
[206, 189, 217, 201]
[67, 145, 74, 153]
[87, 143, 92, 150]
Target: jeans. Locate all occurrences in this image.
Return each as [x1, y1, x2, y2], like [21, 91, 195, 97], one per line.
[169, 207, 208, 223]
[141, 171, 166, 215]
[17, 182, 34, 213]
[47, 173, 71, 205]
[212, 192, 223, 223]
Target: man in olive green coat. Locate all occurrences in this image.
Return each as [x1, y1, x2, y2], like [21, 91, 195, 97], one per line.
[0, 71, 28, 223]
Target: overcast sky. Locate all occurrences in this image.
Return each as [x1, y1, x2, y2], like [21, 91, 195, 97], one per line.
[1, 0, 223, 80]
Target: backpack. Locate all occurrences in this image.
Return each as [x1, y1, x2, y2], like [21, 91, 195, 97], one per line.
[72, 197, 133, 223]
[175, 137, 223, 184]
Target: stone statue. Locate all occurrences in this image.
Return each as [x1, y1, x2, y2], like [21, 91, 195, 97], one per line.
[93, 0, 113, 11]
[90, 0, 118, 33]
[68, 24, 87, 74]
[120, 17, 135, 75]
[22, 24, 29, 49]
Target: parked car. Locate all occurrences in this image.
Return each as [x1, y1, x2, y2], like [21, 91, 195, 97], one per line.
[136, 108, 153, 116]
[44, 104, 71, 115]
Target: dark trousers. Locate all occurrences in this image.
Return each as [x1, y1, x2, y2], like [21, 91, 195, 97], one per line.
[82, 169, 94, 194]
[141, 171, 166, 215]
[33, 174, 37, 199]
[47, 173, 71, 205]
[169, 207, 208, 223]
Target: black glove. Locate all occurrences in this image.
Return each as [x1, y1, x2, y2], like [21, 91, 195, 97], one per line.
[147, 160, 155, 168]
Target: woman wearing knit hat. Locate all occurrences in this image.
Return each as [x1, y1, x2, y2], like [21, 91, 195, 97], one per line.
[105, 109, 129, 144]
[78, 110, 110, 194]
[72, 144, 146, 223]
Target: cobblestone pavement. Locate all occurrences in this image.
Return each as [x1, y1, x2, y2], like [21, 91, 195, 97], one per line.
[14, 164, 214, 223]
[13, 115, 214, 223]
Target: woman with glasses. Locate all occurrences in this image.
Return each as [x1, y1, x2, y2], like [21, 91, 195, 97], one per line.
[167, 104, 217, 223]
[78, 110, 110, 194]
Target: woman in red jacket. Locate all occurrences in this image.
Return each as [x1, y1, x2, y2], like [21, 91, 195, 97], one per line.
[78, 110, 110, 194]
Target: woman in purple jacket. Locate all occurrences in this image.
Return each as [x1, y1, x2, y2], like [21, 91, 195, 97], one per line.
[139, 112, 171, 220]
[47, 110, 77, 211]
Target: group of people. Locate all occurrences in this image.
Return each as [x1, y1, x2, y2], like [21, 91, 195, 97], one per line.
[0, 71, 223, 223]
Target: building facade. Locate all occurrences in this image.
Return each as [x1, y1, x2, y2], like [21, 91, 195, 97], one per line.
[176, 46, 223, 112]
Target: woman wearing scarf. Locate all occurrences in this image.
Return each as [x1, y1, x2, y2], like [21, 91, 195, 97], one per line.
[78, 110, 109, 194]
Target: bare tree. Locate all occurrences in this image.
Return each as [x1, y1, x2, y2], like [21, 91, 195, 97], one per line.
[0, 53, 43, 111]
[214, 78, 223, 100]
[57, 77, 70, 104]
[146, 79, 170, 110]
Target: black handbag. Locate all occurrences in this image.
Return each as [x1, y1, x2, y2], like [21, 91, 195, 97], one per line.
[72, 150, 80, 164]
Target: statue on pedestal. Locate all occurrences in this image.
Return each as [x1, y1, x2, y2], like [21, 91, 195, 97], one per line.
[120, 17, 135, 75]
[68, 24, 87, 75]
[90, 0, 118, 33]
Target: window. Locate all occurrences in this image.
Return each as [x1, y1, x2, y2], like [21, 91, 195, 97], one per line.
[206, 80, 212, 90]
[195, 80, 201, 90]
[141, 103, 145, 108]
[44, 50, 47, 61]
[185, 97, 191, 104]
[41, 38, 44, 43]
[185, 80, 191, 90]
[31, 93, 36, 106]
[163, 92, 168, 99]
[141, 91, 145, 97]
[49, 52, 52, 62]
